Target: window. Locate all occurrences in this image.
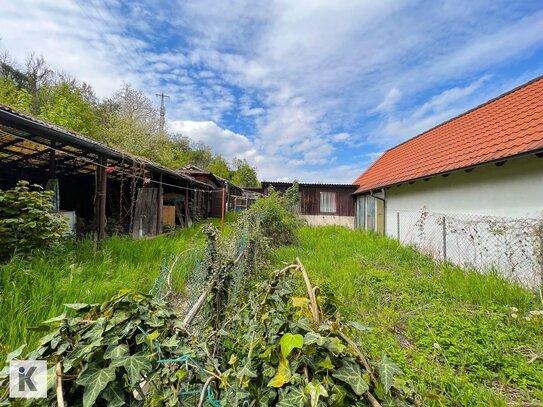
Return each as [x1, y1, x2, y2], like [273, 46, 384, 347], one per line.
[356, 195, 365, 229]
[366, 195, 375, 231]
[320, 191, 337, 213]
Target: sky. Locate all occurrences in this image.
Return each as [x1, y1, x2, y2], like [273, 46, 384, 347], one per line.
[1, 0, 542, 183]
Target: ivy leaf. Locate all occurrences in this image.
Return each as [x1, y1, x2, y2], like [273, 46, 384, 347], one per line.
[109, 352, 152, 386]
[329, 384, 348, 406]
[236, 363, 258, 379]
[304, 381, 329, 407]
[304, 331, 326, 346]
[104, 344, 129, 360]
[327, 337, 346, 355]
[267, 357, 291, 388]
[76, 363, 116, 407]
[64, 303, 94, 311]
[277, 385, 306, 407]
[279, 333, 303, 359]
[101, 380, 126, 407]
[332, 362, 369, 396]
[317, 355, 335, 370]
[373, 355, 403, 393]
[160, 336, 179, 348]
[6, 344, 26, 362]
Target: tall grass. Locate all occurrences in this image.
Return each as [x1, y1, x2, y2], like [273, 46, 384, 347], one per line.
[0, 220, 226, 361]
[272, 226, 543, 406]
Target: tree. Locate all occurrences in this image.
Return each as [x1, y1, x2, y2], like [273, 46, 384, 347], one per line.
[108, 83, 160, 132]
[231, 158, 259, 187]
[208, 156, 232, 179]
[38, 81, 98, 135]
[0, 77, 31, 112]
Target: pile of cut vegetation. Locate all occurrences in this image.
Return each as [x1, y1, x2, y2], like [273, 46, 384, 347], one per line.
[0, 188, 419, 406]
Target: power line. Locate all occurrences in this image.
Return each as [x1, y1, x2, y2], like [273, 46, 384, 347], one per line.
[156, 92, 170, 133]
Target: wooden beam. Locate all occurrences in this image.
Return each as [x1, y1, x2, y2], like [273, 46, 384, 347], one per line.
[156, 173, 163, 235]
[0, 138, 22, 149]
[9, 147, 50, 164]
[95, 156, 108, 244]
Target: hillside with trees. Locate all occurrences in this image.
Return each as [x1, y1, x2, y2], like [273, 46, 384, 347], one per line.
[0, 51, 259, 187]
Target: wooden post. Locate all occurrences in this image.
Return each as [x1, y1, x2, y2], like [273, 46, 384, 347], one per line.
[185, 186, 189, 227]
[95, 156, 107, 244]
[221, 187, 225, 232]
[156, 173, 163, 235]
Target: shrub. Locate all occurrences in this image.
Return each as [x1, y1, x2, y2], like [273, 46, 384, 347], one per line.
[243, 185, 303, 246]
[0, 181, 67, 258]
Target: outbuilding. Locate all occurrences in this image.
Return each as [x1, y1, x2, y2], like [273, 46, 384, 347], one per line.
[260, 181, 358, 228]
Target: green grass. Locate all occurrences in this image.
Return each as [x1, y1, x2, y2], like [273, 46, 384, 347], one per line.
[271, 226, 543, 406]
[0, 218, 232, 361]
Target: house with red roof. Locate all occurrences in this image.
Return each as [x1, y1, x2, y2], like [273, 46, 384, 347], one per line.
[352, 76, 543, 236]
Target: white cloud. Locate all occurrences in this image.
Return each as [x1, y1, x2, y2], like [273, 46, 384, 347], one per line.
[371, 75, 497, 146]
[169, 120, 256, 161]
[0, 0, 542, 182]
[373, 88, 402, 113]
[331, 132, 350, 142]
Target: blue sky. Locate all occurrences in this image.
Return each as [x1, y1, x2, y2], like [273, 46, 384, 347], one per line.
[1, 1, 543, 182]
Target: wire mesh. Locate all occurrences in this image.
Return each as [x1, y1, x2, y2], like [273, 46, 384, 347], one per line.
[397, 210, 543, 288]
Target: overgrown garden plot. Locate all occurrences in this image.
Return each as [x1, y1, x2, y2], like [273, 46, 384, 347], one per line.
[272, 227, 543, 406]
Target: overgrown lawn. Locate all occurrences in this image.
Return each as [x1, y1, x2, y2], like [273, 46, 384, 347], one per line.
[0, 219, 231, 361]
[272, 226, 543, 406]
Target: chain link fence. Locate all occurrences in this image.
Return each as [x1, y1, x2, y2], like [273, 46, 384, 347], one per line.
[395, 210, 543, 288]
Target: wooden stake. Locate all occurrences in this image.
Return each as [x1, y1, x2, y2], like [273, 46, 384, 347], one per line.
[156, 173, 163, 235]
[56, 362, 64, 407]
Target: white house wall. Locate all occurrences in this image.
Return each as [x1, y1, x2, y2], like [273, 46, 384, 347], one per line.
[380, 154, 543, 287]
[384, 154, 543, 238]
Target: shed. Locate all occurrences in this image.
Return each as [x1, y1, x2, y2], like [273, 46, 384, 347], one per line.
[260, 182, 358, 228]
[0, 104, 213, 240]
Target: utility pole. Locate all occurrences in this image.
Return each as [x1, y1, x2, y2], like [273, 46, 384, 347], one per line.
[156, 92, 170, 133]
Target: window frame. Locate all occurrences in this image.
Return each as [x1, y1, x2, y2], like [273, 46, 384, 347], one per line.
[319, 191, 337, 214]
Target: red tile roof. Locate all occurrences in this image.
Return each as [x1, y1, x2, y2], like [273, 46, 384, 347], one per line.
[353, 77, 543, 194]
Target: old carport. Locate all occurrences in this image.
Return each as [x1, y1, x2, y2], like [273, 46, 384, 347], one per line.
[0, 104, 214, 241]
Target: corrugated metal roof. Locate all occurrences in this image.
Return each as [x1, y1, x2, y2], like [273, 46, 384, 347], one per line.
[0, 104, 210, 187]
[353, 76, 543, 194]
[261, 181, 358, 189]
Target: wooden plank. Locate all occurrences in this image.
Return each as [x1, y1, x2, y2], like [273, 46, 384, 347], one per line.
[163, 206, 176, 226]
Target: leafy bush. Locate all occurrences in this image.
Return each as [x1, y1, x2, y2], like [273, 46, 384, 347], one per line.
[0, 181, 67, 258]
[242, 185, 303, 246]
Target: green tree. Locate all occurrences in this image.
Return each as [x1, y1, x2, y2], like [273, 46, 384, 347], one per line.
[38, 81, 98, 135]
[208, 156, 232, 179]
[231, 158, 260, 187]
[0, 77, 31, 112]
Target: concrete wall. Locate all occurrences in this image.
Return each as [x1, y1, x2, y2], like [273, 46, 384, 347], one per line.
[300, 214, 355, 229]
[384, 154, 543, 238]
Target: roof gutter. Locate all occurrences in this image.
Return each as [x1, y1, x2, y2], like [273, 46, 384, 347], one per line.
[353, 147, 543, 195]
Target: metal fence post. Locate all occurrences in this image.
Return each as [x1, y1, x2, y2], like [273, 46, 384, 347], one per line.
[539, 223, 543, 289]
[442, 216, 447, 262]
[397, 212, 400, 241]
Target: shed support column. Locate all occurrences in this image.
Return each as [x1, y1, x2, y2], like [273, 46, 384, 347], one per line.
[156, 173, 163, 235]
[95, 156, 108, 243]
